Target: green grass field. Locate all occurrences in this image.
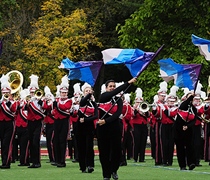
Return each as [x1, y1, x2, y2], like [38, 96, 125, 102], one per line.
[1, 155, 210, 180]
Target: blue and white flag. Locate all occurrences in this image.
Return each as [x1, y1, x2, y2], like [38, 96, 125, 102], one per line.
[59, 57, 103, 86]
[191, 34, 210, 61]
[102, 48, 154, 77]
[158, 58, 202, 91]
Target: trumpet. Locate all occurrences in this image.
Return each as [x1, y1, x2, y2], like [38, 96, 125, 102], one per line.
[3, 93, 10, 101]
[34, 89, 44, 100]
[138, 101, 155, 113]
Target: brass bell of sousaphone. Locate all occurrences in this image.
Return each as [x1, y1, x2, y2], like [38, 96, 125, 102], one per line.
[6, 70, 24, 99]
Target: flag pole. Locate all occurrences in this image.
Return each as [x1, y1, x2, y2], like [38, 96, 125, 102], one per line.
[100, 45, 165, 119]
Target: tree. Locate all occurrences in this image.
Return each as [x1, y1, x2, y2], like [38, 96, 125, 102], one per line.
[117, 0, 210, 102]
[11, 0, 102, 93]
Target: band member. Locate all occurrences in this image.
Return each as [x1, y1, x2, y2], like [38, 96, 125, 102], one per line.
[97, 77, 137, 180]
[120, 93, 133, 166]
[16, 89, 30, 166]
[192, 84, 204, 167]
[26, 74, 47, 168]
[43, 86, 55, 164]
[52, 75, 72, 167]
[132, 88, 149, 163]
[162, 85, 179, 166]
[152, 81, 168, 166]
[174, 92, 197, 170]
[149, 95, 158, 159]
[76, 83, 98, 173]
[203, 94, 210, 164]
[0, 75, 18, 169]
[70, 83, 82, 163]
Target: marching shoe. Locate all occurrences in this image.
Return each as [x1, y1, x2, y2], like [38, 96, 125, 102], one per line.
[180, 167, 187, 170]
[0, 165, 10, 169]
[87, 166, 94, 173]
[18, 163, 30, 166]
[72, 159, 79, 163]
[189, 164, 195, 170]
[111, 172, 118, 180]
[104, 178, 110, 180]
[51, 162, 57, 166]
[57, 163, 66, 167]
[195, 164, 202, 167]
[120, 161, 127, 166]
[28, 164, 41, 168]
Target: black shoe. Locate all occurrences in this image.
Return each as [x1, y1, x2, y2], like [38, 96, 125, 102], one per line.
[82, 170, 87, 173]
[0, 165, 10, 169]
[189, 164, 195, 170]
[104, 178, 110, 180]
[28, 164, 41, 168]
[120, 162, 127, 166]
[18, 163, 30, 166]
[57, 163, 66, 167]
[72, 159, 79, 163]
[111, 172, 118, 180]
[87, 166, 94, 173]
[51, 162, 57, 166]
[195, 164, 202, 167]
[139, 160, 145, 163]
[155, 162, 162, 166]
[180, 167, 187, 170]
[163, 163, 168, 166]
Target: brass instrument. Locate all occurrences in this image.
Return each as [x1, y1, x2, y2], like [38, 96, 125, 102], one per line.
[139, 101, 154, 113]
[34, 89, 44, 100]
[6, 70, 23, 100]
[200, 113, 210, 123]
[3, 93, 10, 100]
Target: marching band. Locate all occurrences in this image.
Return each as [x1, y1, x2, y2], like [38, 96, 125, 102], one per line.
[1, 70, 210, 179]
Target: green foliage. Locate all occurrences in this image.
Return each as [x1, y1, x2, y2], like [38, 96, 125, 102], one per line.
[117, 0, 210, 101]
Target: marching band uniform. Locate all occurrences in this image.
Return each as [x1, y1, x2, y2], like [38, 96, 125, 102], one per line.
[43, 86, 55, 164]
[174, 93, 197, 170]
[0, 75, 18, 169]
[149, 113, 156, 159]
[69, 83, 82, 162]
[26, 75, 47, 168]
[70, 102, 79, 162]
[15, 89, 30, 166]
[97, 78, 136, 180]
[162, 99, 178, 165]
[203, 96, 210, 164]
[152, 81, 168, 166]
[52, 75, 72, 167]
[192, 93, 204, 166]
[159, 86, 179, 166]
[132, 88, 149, 163]
[76, 83, 98, 173]
[120, 93, 133, 166]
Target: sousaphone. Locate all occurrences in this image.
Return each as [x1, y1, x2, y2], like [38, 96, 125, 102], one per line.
[6, 70, 24, 98]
